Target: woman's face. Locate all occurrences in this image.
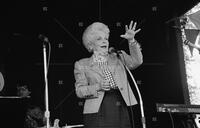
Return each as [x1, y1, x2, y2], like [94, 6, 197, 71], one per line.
[92, 31, 109, 55]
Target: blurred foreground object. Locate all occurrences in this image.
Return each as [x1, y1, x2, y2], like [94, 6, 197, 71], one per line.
[17, 85, 31, 98]
[0, 72, 4, 92]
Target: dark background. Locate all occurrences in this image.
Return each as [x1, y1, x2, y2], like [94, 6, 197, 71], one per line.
[1, 0, 199, 127]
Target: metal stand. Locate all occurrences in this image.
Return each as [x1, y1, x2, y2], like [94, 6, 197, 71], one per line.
[124, 65, 146, 128]
[43, 43, 50, 128]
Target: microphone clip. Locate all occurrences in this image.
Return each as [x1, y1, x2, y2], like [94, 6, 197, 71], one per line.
[38, 34, 49, 43]
[109, 47, 122, 57]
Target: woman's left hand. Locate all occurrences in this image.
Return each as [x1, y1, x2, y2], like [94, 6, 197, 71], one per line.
[120, 20, 141, 42]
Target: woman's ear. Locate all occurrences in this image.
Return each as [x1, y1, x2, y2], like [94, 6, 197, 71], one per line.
[88, 42, 95, 52]
[88, 46, 93, 52]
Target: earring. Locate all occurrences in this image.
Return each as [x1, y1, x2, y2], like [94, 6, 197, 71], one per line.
[89, 47, 93, 51]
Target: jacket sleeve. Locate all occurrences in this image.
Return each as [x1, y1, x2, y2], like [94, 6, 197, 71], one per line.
[119, 41, 143, 70]
[74, 61, 100, 99]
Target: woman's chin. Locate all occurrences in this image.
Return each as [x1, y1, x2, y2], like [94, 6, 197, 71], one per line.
[101, 51, 108, 55]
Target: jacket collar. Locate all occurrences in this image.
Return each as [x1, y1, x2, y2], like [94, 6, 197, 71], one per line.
[88, 53, 118, 76]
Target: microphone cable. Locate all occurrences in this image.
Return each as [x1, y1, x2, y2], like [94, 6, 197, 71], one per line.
[119, 52, 146, 128]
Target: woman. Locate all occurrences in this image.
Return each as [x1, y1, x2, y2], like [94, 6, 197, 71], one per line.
[74, 21, 143, 128]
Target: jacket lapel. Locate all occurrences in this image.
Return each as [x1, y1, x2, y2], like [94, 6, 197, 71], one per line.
[88, 54, 119, 77]
[107, 54, 118, 75]
[88, 57, 104, 77]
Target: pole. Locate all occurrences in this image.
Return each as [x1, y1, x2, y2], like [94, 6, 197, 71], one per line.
[124, 65, 146, 128]
[43, 43, 50, 128]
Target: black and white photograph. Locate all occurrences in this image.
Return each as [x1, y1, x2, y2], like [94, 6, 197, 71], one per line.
[1, 0, 200, 128]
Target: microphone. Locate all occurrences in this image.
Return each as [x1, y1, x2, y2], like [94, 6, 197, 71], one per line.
[38, 34, 49, 42]
[109, 47, 122, 57]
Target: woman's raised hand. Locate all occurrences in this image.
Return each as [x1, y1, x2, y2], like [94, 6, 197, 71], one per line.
[120, 20, 141, 42]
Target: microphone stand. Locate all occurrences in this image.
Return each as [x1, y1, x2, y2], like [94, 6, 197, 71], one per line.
[43, 42, 50, 128]
[118, 52, 146, 128]
[124, 65, 146, 128]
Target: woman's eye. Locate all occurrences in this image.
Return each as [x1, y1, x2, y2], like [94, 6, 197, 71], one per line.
[97, 37, 101, 40]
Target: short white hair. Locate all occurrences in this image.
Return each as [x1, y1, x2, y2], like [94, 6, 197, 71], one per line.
[82, 22, 110, 52]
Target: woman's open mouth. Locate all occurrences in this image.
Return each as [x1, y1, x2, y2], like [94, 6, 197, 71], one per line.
[100, 45, 108, 49]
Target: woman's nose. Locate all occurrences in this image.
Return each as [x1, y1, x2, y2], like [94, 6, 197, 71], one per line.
[102, 40, 108, 44]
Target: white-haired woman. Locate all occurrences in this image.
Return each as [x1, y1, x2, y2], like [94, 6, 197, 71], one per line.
[74, 21, 143, 128]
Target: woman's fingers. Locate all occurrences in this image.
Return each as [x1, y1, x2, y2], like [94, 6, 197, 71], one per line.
[125, 25, 128, 32]
[103, 80, 110, 86]
[101, 79, 110, 91]
[127, 21, 138, 31]
[132, 22, 137, 30]
[120, 34, 126, 38]
[120, 21, 140, 39]
[129, 20, 133, 29]
[102, 84, 110, 91]
[135, 28, 141, 34]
